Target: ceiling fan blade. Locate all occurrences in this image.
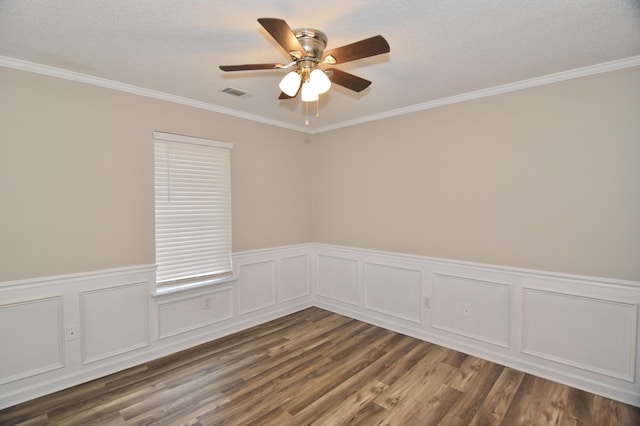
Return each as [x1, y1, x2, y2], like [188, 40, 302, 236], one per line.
[322, 35, 390, 64]
[326, 68, 372, 92]
[219, 63, 284, 71]
[258, 18, 306, 59]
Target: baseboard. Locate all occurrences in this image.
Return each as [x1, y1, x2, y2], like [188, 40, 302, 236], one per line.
[1, 243, 638, 409]
[0, 245, 313, 409]
[312, 244, 640, 407]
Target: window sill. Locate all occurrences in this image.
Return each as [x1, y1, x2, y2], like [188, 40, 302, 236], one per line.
[152, 275, 237, 299]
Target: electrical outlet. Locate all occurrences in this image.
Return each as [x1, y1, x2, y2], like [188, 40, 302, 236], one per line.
[203, 296, 211, 310]
[66, 325, 79, 341]
[462, 303, 471, 317]
[423, 296, 430, 309]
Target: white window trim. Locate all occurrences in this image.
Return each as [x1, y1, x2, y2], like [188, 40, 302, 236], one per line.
[152, 131, 235, 297]
[153, 131, 233, 150]
[153, 274, 237, 298]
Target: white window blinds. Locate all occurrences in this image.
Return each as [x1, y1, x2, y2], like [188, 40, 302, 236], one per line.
[153, 131, 233, 289]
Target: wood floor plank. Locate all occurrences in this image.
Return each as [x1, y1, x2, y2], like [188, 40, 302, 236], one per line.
[124, 389, 228, 426]
[468, 366, 526, 425]
[374, 344, 452, 410]
[196, 354, 334, 423]
[376, 339, 435, 386]
[445, 354, 489, 392]
[439, 360, 505, 424]
[293, 334, 417, 424]
[1, 307, 639, 425]
[306, 379, 389, 426]
[282, 344, 390, 415]
[500, 374, 575, 425]
[591, 394, 640, 426]
[374, 346, 461, 424]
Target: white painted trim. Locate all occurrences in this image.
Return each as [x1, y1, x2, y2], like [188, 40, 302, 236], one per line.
[278, 254, 312, 304]
[152, 131, 233, 150]
[313, 295, 640, 407]
[0, 245, 314, 409]
[2, 55, 638, 135]
[233, 243, 315, 258]
[315, 254, 360, 306]
[312, 56, 640, 133]
[152, 275, 238, 298]
[79, 281, 150, 365]
[1, 300, 311, 410]
[431, 273, 512, 349]
[0, 56, 310, 134]
[312, 243, 640, 407]
[1, 243, 639, 408]
[313, 243, 640, 290]
[363, 261, 423, 324]
[237, 260, 277, 315]
[0, 264, 157, 290]
[156, 287, 234, 339]
[0, 296, 65, 385]
[521, 287, 638, 382]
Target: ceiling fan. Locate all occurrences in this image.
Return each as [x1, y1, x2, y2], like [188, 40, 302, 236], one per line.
[220, 18, 390, 121]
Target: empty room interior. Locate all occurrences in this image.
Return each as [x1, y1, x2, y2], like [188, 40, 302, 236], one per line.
[1, 1, 640, 424]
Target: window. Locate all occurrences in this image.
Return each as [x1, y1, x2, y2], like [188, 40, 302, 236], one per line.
[153, 131, 233, 294]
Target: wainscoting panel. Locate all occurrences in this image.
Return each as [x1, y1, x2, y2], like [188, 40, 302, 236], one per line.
[522, 288, 637, 381]
[279, 254, 310, 303]
[431, 273, 511, 348]
[1, 245, 313, 409]
[0, 296, 64, 385]
[81, 282, 149, 364]
[2, 244, 639, 409]
[157, 287, 233, 339]
[237, 260, 276, 314]
[316, 254, 359, 305]
[364, 262, 422, 323]
[312, 243, 640, 407]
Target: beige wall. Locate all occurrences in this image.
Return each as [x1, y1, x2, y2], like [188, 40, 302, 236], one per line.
[312, 67, 640, 281]
[0, 68, 312, 281]
[2, 65, 639, 283]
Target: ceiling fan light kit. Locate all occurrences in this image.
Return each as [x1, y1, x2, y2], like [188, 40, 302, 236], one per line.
[309, 69, 331, 94]
[279, 71, 302, 96]
[301, 81, 319, 102]
[220, 18, 390, 124]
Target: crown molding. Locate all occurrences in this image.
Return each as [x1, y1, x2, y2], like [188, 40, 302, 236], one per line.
[0, 56, 310, 134]
[2, 55, 639, 135]
[312, 55, 640, 133]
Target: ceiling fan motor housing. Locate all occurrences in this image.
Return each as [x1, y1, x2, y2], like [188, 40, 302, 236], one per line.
[293, 28, 328, 63]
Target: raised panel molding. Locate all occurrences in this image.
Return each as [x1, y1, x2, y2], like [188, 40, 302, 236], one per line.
[2, 244, 640, 409]
[316, 254, 359, 305]
[364, 262, 422, 323]
[0, 296, 64, 384]
[522, 288, 637, 382]
[312, 244, 640, 407]
[157, 287, 233, 339]
[280, 254, 310, 303]
[81, 282, 149, 364]
[431, 273, 511, 348]
[237, 260, 276, 314]
[1, 248, 313, 409]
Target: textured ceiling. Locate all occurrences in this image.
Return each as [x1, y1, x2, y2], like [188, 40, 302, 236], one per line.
[1, 0, 639, 133]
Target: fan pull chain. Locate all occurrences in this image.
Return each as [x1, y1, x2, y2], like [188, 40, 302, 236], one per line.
[304, 100, 320, 125]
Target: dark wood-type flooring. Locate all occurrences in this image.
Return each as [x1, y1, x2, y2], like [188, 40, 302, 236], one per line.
[1, 307, 639, 425]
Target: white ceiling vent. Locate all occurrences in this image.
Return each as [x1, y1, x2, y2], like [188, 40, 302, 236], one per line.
[221, 87, 250, 97]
